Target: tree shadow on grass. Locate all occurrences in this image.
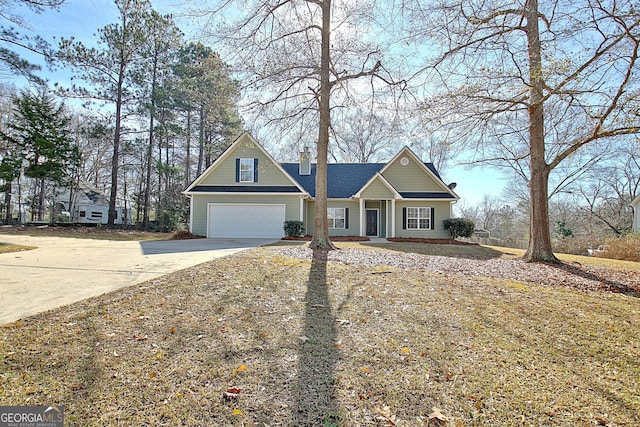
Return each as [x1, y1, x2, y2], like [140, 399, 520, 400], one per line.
[547, 262, 640, 296]
[362, 241, 505, 260]
[293, 248, 340, 426]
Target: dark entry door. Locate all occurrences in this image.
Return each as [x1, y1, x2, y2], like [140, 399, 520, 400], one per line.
[366, 210, 378, 236]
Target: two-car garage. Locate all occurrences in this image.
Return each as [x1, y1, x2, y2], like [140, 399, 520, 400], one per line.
[207, 204, 286, 238]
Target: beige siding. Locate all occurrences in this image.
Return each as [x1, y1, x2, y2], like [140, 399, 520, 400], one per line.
[190, 194, 302, 236]
[305, 200, 360, 237]
[394, 201, 452, 239]
[360, 178, 395, 199]
[200, 138, 294, 187]
[383, 157, 443, 192]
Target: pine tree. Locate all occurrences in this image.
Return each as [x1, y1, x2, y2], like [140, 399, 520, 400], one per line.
[1, 89, 79, 220]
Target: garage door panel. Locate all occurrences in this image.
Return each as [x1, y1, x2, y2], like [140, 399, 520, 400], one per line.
[208, 204, 285, 238]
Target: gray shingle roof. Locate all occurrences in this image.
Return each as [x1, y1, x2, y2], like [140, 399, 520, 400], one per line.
[281, 163, 385, 198]
[281, 162, 447, 198]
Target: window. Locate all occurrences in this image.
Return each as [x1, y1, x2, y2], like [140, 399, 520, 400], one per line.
[328, 208, 346, 229]
[239, 158, 255, 182]
[79, 210, 86, 218]
[90, 211, 103, 219]
[406, 207, 430, 230]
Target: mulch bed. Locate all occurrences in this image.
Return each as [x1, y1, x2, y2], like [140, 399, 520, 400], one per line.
[282, 235, 370, 241]
[386, 237, 478, 245]
[281, 236, 477, 244]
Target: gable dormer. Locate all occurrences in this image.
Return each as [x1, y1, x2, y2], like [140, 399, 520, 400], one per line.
[184, 132, 307, 193]
[379, 147, 459, 199]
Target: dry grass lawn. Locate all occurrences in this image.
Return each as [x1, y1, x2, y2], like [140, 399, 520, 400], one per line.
[1, 242, 639, 426]
[0, 226, 170, 241]
[0, 242, 36, 254]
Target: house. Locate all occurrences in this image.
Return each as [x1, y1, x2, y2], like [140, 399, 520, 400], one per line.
[632, 195, 640, 232]
[183, 132, 459, 239]
[55, 182, 131, 225]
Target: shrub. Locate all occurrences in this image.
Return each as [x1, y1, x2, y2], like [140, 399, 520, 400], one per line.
[168, 230, 205, 240]
[442, 218, 475, 239]
[595, 234, 640, 262]
[283, 220, 304, 237]
[553, 235, 599, 256]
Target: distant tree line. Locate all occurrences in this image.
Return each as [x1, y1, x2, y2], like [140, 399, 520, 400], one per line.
[0, 0, 242, 229]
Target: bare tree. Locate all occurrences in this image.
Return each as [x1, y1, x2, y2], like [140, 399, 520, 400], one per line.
[572, 142, 640, 235]
[411, 0, 640, 262]
[196, 0, 402, 249]
[331, 108, 400, 162]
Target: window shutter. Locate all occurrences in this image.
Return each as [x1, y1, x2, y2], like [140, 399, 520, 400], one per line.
[430, 207, 435, 230]
[235, 158, 240, 182]
[345, 208, 349, 229]
[402, 207, 406, 230]
[253, 158, 259, 182]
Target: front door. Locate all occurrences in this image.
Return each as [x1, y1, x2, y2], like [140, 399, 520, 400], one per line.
[366, 209, 378, 237]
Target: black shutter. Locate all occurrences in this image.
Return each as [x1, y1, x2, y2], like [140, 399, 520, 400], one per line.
[402, 207, 406, 230]
[345, 208, 349, 229]
[253, 158, 259, 182]
[235, 158, 240, 182]
[430, 207, 435, 230]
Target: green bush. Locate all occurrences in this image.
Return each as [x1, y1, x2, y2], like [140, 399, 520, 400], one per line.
[283, 220, 304, 237]
[442, 218, 475, 239]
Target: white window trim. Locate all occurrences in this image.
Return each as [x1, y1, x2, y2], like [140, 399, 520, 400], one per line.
[328, 207, 346, 229]
[239, 158, 255, 183]
[406, 207, 431, 230]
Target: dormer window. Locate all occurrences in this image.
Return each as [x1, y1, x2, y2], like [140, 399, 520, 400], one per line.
[236, 158, 258, 182]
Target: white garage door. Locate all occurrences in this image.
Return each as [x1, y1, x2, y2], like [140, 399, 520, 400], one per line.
[208, 204, 286, 238]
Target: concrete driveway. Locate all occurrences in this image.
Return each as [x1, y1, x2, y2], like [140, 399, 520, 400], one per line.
[0, 234, 276, 325]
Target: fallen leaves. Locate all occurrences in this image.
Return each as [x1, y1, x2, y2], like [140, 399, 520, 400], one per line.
[374, 405, 397, 426]
[428, 407, 448, 425]
[223, 387, 241, 400]
[272, 246, 640, 294]
[234, 364, 247, 374]
[3, 245, 640, 426]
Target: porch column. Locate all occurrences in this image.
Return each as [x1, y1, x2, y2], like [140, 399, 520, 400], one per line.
[385, 200, 389, 238]
[299, 197, 304, 222]
[391, 198, 396, 238]
[188, 195, 194, 233]
[359, 198, 365, 236]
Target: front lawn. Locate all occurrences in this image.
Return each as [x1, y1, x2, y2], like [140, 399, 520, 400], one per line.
[0, 226, 171, 241]
[1, 243, 638, 426]
[0, 242, 36, 254]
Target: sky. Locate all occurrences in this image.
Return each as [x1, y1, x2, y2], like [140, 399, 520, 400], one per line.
[8, 0, 508, 209]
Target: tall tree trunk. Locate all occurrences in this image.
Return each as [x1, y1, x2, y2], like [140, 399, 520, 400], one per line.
[197, 106, 205, 176]
[310, 0, 336, 250]
[524, 0, 557, 262]
[4, 181, 12, 224]
[136, 157, 144, 224]
[143, 57, 158, 229]
[30, 180, 36, 222]
[185, 109, 191, 187]
[108, 61, 125, 227]
[38, 179, 45, 221]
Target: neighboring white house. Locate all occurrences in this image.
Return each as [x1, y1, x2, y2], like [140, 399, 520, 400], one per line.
[632, 195, 640, 232]
[55, 182, 131, 225]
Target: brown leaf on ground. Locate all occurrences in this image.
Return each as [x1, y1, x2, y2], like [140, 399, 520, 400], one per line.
[374, 406, 397, 426]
